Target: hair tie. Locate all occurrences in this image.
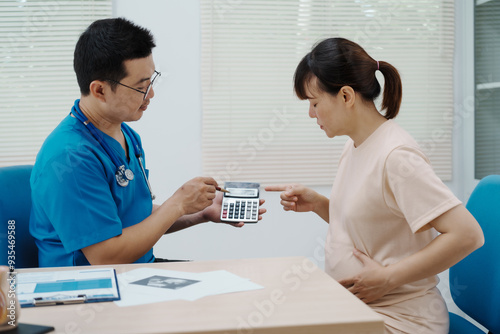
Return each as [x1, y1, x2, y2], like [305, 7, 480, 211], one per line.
[376, 60, 380, 71]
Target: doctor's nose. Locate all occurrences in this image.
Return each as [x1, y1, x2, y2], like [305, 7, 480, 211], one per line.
[146, 86, 155, 100]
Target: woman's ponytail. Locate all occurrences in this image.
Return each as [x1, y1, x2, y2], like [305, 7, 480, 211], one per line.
[378, 61, 402, 120]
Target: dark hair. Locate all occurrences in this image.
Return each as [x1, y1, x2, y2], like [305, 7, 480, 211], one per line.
[74, 17, 156, 95]
[294, 38, 402, 120]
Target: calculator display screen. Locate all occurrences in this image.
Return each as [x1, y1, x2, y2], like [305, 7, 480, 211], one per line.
[225, 188, 258, 198]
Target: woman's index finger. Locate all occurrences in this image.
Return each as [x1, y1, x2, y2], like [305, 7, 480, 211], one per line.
[264, 185, 289, 192]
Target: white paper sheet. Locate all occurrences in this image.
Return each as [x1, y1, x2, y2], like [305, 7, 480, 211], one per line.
[115, 268, 263, 307]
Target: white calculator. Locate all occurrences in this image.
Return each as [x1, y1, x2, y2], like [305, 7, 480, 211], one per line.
[220, 182, 260, 223]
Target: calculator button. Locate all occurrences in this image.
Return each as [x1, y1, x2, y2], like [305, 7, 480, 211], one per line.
[221, 195, 259, 222]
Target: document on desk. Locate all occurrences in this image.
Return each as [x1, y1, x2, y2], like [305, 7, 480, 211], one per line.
[17, 268, 120, 308]
[115, 268, 263, 307]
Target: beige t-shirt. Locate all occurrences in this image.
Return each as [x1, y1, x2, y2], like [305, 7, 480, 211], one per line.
[325, 120, 460, 330]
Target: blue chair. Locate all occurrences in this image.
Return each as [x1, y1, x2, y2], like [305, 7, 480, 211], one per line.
[448, 175, 500, 334]
[0, 165, 38, 268]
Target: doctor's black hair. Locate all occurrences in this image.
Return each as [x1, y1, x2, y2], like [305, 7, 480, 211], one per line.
[294, 38, 402, 120]
[74, 17, 156, 96]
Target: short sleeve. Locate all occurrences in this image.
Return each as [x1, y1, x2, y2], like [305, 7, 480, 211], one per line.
[383, 146, 461, 233]
[31, 147, 123, 253]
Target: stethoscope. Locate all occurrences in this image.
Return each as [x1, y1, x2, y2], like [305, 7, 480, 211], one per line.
[71, 100, 156, 200]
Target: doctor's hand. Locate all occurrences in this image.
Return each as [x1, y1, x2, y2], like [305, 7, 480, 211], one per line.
[202, 193, 267, 227]
[338, 249, 396, 304]
[265, 184, 319, 213]
[171, 177, 218, 216]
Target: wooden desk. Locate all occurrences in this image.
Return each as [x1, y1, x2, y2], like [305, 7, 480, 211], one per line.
[19, 257, 384, 334]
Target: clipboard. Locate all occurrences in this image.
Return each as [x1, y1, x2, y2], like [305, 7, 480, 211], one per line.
[17, 268, 120, 308]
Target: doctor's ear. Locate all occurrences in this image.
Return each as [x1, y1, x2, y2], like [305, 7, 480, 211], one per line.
[89, 80, 107, 102]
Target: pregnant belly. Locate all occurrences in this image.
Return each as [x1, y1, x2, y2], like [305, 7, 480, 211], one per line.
[324, 242, 364, 281]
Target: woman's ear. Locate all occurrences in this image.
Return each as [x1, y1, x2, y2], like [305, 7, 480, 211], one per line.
[340, 86, 355, 107]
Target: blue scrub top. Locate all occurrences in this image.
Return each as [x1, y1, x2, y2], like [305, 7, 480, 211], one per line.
[30, 100, 155, 267]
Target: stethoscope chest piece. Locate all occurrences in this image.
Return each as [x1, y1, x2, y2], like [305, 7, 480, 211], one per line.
[124, 168, 135, 181]
[116, 165, 134, 187]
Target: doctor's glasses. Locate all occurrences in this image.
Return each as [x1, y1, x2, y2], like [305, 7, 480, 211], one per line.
[107, 70, 161, 100]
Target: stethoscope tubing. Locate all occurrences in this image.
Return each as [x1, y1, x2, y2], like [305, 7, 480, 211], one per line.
[71, 100, 155, 200]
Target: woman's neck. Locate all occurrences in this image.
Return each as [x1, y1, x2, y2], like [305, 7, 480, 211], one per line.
[349, 102, 387, 148]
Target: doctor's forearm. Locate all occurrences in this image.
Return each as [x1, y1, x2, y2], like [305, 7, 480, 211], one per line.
[82, 198, 186, 264]
[155, 203, 206, 233]
[164, 211, 206, 234]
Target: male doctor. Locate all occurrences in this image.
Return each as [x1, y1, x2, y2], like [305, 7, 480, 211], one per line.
[30, 18, 265, 267]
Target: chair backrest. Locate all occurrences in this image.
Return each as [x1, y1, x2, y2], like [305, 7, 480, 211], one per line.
[0, 165, 38, 268]
[450, 175, 500, 333]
